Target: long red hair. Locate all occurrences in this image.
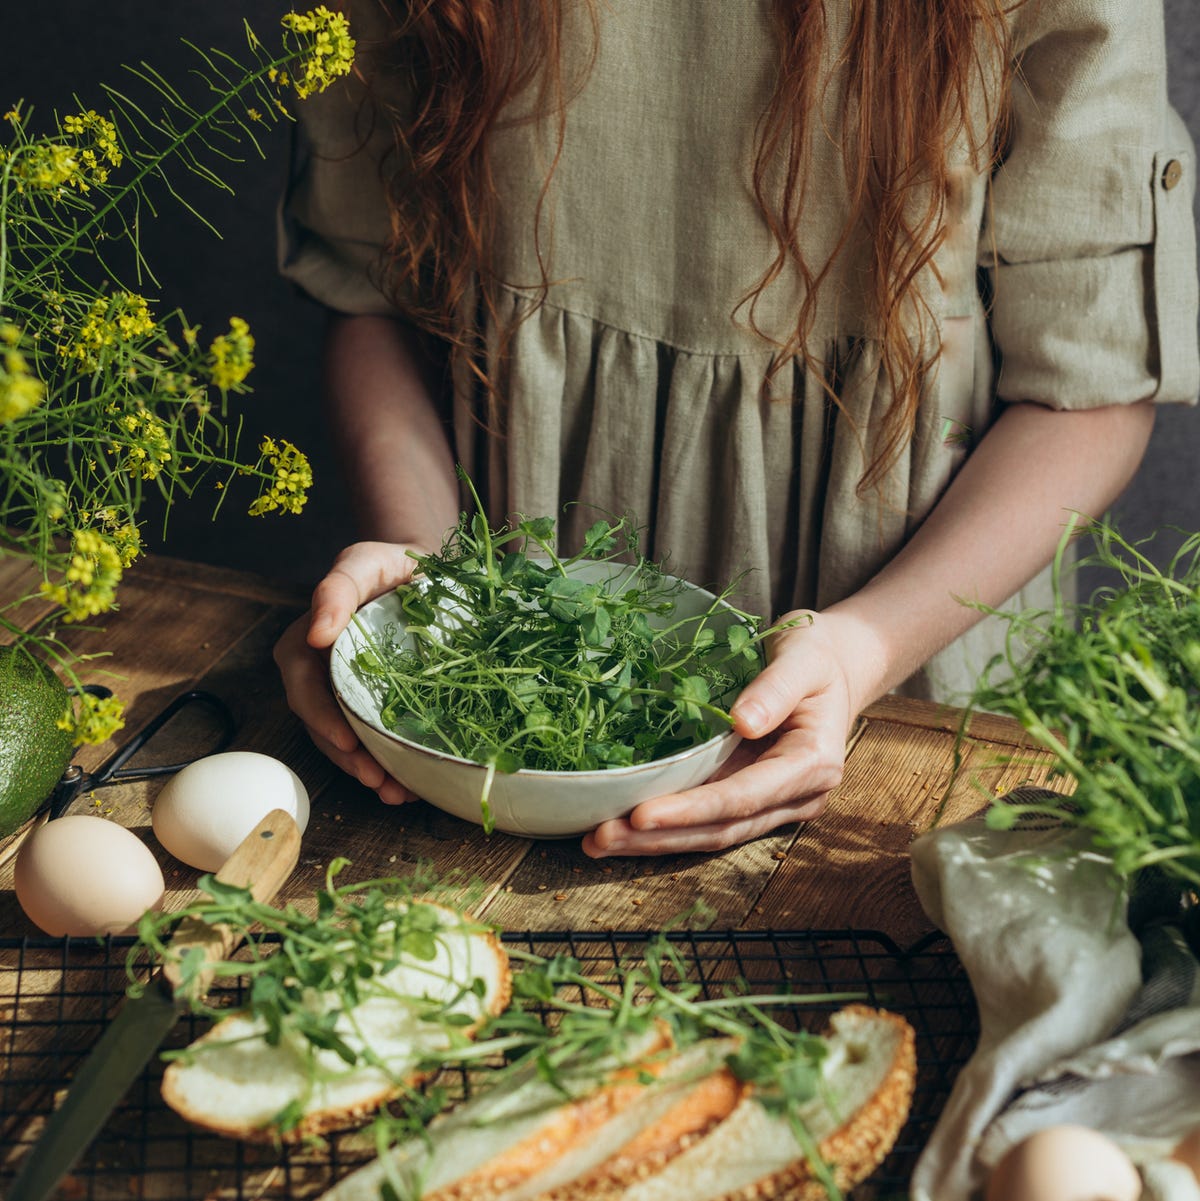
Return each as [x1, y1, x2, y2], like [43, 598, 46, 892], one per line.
[376, 0, 1014, 491]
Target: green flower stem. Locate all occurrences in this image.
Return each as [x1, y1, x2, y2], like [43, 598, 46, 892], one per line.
[21, 52, 297, 281]
[0, 156, 14, 308]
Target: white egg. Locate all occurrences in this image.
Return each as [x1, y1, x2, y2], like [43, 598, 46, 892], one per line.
[15, 815, 165, 937]
[152, 751, 309, 871]
[986, 1125, 1142, 1201]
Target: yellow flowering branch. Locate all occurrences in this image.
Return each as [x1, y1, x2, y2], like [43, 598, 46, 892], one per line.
[0, 9, 351, 745]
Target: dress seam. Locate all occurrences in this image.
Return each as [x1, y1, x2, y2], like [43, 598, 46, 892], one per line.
[496, 282, 839, 361]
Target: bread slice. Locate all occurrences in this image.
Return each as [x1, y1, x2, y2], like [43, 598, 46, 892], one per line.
[322, 1006, 913, 1201]
[618, 1005, 916, 1201]
[538, 1061, 744, 1201]
[161, 903, 511, 1141]
[507, 1040, 747, 1201]
[320, 1024, 676, 1201]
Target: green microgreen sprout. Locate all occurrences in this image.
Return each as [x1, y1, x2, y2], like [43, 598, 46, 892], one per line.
[132, 862, 867, 1197]
[348, 469, 806, 832]
[129, 859, 510, 1134]
[956, 515, 1200, 890]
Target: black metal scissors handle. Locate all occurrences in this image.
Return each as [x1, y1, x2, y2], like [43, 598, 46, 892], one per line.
[45, 689, 236, 821]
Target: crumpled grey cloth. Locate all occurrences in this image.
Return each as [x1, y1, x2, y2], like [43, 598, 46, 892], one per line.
[909, 794, 1200, 1201]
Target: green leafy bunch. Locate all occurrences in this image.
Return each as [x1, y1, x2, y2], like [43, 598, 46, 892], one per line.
[353, 473, 800, 828]
[0, 6, 355, 743]
[968, 518, 1200, 889]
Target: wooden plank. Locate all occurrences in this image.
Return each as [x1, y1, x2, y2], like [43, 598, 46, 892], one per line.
[468, 721, 873, 932]
[863, 692, 1033, 746]
[477, 827, 792, 932]
[0, 550, 40, 592]
[298, 782, 536, 911]
[131, 555, 307, 608]
[0, 557, 54, 640]
[3, 545, 1070, 942]
[744, 716, 962, 941]
[746, 703, 1061, 944]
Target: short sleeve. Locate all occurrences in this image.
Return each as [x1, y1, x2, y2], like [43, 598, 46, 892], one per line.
[981, 0, 1200, 408]
[275, 4, 404, 316]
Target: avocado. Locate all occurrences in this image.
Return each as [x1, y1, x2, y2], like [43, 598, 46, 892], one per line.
[0, 645, 75, 837]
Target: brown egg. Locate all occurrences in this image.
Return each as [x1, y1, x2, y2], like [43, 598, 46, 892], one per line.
[986, 1125, 1141, 1201]
[14, 815, 165, 936]
[1171, 1125, 1200, 1183]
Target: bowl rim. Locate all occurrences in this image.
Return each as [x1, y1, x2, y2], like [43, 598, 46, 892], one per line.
[329, 565, 752, 781]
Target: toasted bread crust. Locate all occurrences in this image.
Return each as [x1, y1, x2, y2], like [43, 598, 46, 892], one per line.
[542, 1070, 749, 1201]
[424, 1025, 677, 1201]
[163, 916, 511, 1144]
[723, 1005, 916, 1201]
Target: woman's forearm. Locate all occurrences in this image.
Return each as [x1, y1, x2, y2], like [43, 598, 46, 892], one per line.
[323, 312, 460, 549]
[821, 399, 1157, 714]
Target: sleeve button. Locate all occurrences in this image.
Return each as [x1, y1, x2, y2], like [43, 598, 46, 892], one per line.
[1162, 159, 1183, 191]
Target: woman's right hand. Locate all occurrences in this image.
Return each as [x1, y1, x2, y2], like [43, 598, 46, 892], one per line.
[274, 541, 427, 805]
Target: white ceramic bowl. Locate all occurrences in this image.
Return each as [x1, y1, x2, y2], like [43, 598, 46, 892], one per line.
[329, 561, 756, 838]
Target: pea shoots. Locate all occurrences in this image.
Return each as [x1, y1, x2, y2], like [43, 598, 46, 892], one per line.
[964, 518, 1200, 890]
[352, 473, 803, 830]
[133, 864, 862, 1200]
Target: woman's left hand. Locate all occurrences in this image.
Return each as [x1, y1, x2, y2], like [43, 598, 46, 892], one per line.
[582, 610, 866, 857]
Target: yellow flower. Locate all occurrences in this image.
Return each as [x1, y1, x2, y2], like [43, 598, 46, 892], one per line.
[112, 410, 172, 481]
[208, 316, 255, 390]
[249, 436, 313, 516]
[61, 110, 122, 170]
[279, 7, 356, 100]
[41, 481, 68, 523]
[57, 691, 126, 747]
[13, 142, 79, 195]
[92, 507, 143, 567]
[63, 292, 156, 369]
[0, 324, 45, 423]
[39, 529, 124, 622]
[11, 113, 120, 197]
[3, 104, 21, 125]
[59, 110, 122, 191]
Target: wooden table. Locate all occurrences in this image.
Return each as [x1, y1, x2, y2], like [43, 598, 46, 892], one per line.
[0, 553, 1058, 940]
[0, 554, 1059, 1198]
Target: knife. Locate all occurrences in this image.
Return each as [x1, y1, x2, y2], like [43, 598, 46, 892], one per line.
[7, 807, 302, 1201]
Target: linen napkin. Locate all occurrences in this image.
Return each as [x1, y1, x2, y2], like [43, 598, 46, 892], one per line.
[908, 792, 1200, 1201]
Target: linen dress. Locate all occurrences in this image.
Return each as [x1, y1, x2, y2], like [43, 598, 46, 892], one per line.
[278, 0, 1199, 701]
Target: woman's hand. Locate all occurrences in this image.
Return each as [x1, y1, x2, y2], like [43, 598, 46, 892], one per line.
[582, 610, 871, 857]
[582, 400, 1158, 857]
[274, 541, 428, 805]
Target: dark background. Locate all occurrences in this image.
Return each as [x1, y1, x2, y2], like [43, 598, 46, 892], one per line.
[4, 3, 1200, 599]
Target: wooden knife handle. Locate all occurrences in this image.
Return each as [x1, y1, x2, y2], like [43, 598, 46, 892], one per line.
[161, 808, 302, 999]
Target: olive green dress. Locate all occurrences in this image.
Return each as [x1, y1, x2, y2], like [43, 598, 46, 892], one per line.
[278, 0, 1199, 701]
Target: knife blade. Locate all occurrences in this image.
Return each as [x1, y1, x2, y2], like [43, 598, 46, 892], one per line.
[7, 807, 302, 1201]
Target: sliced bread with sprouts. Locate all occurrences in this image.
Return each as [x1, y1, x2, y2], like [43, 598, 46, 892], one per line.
[618, 1005, 916, 1201]
[320, 1005, 914, 1201]
[162, 902, 510, 1141]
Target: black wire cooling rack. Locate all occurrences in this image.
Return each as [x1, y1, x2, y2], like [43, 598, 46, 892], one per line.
[0, 928, 978, 1201]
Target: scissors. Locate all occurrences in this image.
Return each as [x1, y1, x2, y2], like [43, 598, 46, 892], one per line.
[45, 687, 236, 819]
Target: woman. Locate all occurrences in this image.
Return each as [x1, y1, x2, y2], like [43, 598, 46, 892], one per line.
[274, 0, 1198, 856]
